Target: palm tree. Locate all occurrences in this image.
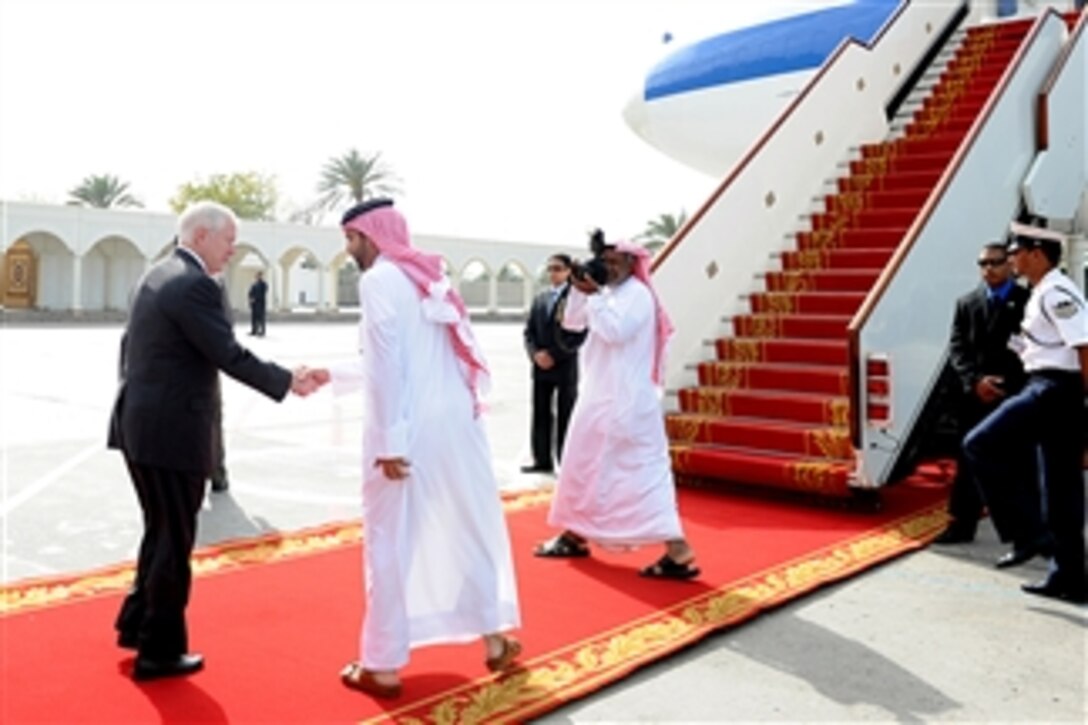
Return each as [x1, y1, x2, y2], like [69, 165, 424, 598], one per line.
[68, 174, 143, 209]
[315, 149, 399, 215]
[638, 210, 688, 255]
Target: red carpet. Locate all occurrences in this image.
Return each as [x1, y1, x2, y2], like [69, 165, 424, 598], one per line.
[664, 17, 1075, 495]
[1, 476, 949, 724]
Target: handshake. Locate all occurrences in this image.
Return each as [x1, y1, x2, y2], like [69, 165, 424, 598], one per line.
[290, 366, 331, 397]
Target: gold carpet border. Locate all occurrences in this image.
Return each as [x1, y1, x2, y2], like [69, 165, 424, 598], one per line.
[0, 487, 555, 616]
[364, 502, 950, 725]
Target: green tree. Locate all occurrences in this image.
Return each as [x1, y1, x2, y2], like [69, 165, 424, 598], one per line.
[67, 174, 143, 209]
[169, 172, 279, 221]
[316, 149, 399, 215]
[638, 210, 688, 255]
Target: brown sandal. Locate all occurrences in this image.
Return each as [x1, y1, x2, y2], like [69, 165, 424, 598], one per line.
[340, 662, 402, 699]
[485, 636, 522, 673]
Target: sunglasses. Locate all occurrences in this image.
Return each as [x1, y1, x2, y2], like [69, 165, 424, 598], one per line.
[546, 264, 566, 272]
[977, 258, 1007, 268]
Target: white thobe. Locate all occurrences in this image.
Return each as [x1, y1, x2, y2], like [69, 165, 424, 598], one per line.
[548, 276, 684, 546]
[330, 258, 520, 670]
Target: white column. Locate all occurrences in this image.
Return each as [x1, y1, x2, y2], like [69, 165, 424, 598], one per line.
[488, 274, 499, 314]
[326, 265, 339, 311]
[71, 255, 83, 312]
[279, 262, 291, 311]
[317, 263, 327, 309]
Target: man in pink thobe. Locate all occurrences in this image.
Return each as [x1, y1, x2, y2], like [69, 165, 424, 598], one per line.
[312, 199, 522, 699]
[534, 239, 699, 579]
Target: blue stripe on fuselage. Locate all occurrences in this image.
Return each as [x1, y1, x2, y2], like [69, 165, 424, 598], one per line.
[645, 0, 902, 101]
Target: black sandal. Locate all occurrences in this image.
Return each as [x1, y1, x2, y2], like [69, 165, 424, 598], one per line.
[534, 533, 590, 558]
[640, 554, 700, 580]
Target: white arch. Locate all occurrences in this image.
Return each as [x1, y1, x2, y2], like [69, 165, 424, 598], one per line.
[82, 235, 144, 311]
[496, 259, 531, 311]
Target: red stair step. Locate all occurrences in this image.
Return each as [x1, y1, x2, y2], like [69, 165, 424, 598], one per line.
[781, 248, 892, 270]
[677, 388, 850, 426]
[849, 153, 951, 176]
[666, 414, 852, 460]
[749, 291, 865, 316]
[797, 228, 905, 249]
[732, 313, 851, 339]
[811, 207, 919, 230]
[824, 189, 930, 212]
[696, 361, 849, 395]
[765, 269, 879, 292]
[714, 337, 849, 366]
[670, 444, 852, 496]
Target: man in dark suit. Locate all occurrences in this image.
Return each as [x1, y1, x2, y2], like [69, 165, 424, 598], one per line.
[521, 254, 586, 473]
[108, 201, 312, 681]
[935, 242, 1045, 565]
[248, 270, 268, 336]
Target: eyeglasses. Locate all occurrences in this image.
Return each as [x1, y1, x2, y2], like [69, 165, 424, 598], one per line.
[977, 258, 1007, 268]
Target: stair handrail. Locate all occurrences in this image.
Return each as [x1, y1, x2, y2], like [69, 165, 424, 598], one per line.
[1022, 7, 1086, 225]
[845, 9, 1069, 483]
[1037, 8, 1087, 151]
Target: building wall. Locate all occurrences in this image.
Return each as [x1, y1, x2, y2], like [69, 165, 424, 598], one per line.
[0, 201, 581, 313]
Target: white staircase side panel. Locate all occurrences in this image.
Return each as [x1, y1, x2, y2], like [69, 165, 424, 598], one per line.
[853, 13, 1069, 487]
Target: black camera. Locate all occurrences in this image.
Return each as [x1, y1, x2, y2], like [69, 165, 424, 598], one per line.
[571, 228, 609, 286]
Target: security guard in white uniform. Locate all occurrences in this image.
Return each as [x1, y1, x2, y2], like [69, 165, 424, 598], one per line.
[964, 222, 1087, 604]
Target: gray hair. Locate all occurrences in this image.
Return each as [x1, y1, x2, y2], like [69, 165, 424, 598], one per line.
[177, 201, 238, 245]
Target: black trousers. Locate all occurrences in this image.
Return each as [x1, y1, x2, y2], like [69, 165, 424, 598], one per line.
[965, 372, 1085, 592]
[250, 306, 266, 336]
[530, 374, 577, 469]
[115, 458, 206, 659]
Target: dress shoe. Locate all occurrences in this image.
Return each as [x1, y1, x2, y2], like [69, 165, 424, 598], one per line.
[933, 525, 975, 545]
[210, 476, 229, 492]
[1021, 579, 1087, 604]
[995, 543, 1050, 569]
[520, 464, 554, 474]
[132, 653, 204, 681]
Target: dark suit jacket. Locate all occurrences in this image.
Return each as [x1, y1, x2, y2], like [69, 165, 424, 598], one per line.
[948, 282, 1030, 398]
[108, 250, 292, 475]
[524, 285, 586, 382]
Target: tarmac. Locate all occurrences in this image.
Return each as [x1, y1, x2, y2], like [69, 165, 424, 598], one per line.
[1, 320, 1084, 723]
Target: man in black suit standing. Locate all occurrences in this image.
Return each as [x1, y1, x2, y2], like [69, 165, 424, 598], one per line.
[108, 201, 314, 681]
[248, 270, 268, 336]
[522, 254, 586, 474]
[934, 241, 1044, 564]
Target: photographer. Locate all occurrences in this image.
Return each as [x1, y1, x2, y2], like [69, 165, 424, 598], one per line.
[533, 238, 699, 580]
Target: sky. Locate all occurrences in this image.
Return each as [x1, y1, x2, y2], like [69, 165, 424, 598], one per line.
[0, 0, 820, 245]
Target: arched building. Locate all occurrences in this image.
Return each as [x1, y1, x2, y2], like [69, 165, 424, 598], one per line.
[0, 201, 583, 315]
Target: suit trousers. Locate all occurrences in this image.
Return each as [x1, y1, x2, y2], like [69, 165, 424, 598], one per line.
[531, 374, 577, 469]
[115, 458, 206, 659]
[965, 373, 1084, 591]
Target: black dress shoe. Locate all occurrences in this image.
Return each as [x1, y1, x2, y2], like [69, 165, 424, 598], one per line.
[520, 464, 554, 474]
[1021, 579, 1087, 604]
[210, 477, 229, 492]
[133, 653, 204, 681]
[933, 525, 975, 545]
[995, 546, 1045, 569]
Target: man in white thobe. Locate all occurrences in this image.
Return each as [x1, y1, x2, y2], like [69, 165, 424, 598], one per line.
[312, 199, 521, 699]
[535, 240, 700, 579]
